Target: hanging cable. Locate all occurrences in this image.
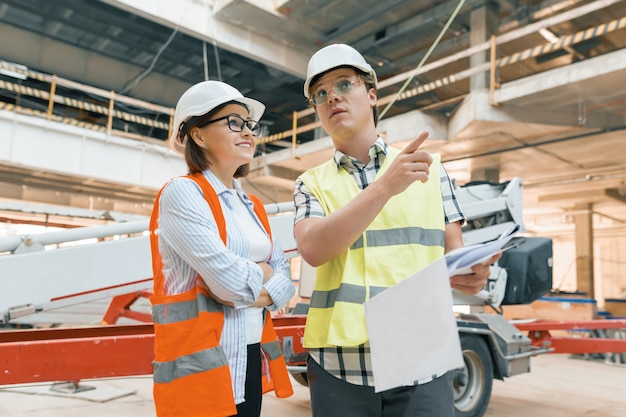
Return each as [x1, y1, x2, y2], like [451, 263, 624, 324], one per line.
[378, 0, 466, 120]
[118, 28, 179, 95]
[117, 0, 196, 95]
[203, 41, 209, 81]
[213, 39, 222, 81]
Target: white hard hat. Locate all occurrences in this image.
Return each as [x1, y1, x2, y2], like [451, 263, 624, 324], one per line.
[303, 43, 378, 99]
[169, 80, 265, 155]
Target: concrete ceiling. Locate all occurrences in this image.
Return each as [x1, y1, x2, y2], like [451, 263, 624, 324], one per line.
[0, 0, 625, 236]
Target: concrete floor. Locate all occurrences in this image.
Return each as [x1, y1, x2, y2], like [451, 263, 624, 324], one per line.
[1, 354, 624, 417]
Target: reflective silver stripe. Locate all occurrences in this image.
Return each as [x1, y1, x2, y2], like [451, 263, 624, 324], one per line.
[369, 286, 388, 299]
[351, 235, 364, 250]
[261, 339, 283, 361]
[153, 345, 228, 383]
[351, 227, 445, 250]
[309, 283, 366, 308]
[152, 294, 223, 325]
[310, 285, 390, 308]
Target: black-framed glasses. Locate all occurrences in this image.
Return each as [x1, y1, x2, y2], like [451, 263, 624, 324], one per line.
[310, 78, 363, 106]
[199, 114, 262, 136]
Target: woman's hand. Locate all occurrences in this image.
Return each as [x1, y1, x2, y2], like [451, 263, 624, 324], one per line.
[195, 262, 276, 308]
[257, 261, 275, 283]
[250, 263, 275, 307]
[250, 288, 273, 307]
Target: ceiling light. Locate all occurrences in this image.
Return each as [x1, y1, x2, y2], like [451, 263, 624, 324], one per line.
[539, 28, 559, 44]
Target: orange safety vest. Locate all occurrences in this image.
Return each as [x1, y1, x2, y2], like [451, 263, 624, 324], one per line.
[149, 172, 293, 417]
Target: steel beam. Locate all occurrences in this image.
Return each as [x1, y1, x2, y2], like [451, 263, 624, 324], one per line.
[0, 324, 154, 385]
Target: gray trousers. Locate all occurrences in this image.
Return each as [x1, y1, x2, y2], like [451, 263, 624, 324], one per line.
[307, 355, 455, 417]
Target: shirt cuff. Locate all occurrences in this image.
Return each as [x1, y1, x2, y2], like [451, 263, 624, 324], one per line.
[231, 269, 263, 309]
[263, 273, 295, 311]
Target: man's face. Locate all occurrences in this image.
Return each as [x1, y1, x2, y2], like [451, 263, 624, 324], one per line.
[310, 68, 377, 138]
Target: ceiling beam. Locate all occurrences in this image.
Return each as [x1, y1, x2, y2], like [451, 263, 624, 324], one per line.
[102, 0, 312, 78]
[605, 188, 626, 204]
[321, 0, 415, 44]
[537, 188, 607, 203]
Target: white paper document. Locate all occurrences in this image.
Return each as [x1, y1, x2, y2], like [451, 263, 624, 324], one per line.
[364, 257, 464, 392]
[445, 224, 520, 276]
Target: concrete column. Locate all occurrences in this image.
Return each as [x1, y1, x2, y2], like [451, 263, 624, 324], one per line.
[573, 203, 595, 298]
[469, 1, 499, 91]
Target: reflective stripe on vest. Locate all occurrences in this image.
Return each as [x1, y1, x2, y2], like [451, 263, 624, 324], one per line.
[351, 226, 444, 250]
[260, 309, 294, 398]
[154, 345, 229, 383]
[261, 339, 283, 361]
[309, 284, 392, 309]
[300, 150, 445, 347]
[152, 292, 223, 324]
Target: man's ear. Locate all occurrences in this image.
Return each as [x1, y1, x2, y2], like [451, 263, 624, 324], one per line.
[368, 88, 377, 106]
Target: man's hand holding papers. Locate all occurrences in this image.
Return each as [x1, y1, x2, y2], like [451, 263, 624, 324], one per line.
[447, 224, 520, 295]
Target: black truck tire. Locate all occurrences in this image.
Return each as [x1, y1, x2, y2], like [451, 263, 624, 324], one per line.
[291, 371, 309, 387]
[453, 334, 494, 417]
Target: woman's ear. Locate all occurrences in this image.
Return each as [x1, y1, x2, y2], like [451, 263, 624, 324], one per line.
[189, 127, 206, 148]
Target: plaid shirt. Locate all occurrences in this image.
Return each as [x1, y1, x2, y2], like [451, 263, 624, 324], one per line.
[293, 137, 465, 387]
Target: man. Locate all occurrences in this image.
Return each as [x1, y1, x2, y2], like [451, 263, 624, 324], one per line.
[292, 43, 500, 417]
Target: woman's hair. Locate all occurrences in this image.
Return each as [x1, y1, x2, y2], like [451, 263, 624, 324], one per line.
[309, 65, 379, 126]
[179, 100, 251, 177]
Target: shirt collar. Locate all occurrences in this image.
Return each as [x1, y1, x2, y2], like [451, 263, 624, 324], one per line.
[332, 136, 388, 170]
[202, 169, 252, 208]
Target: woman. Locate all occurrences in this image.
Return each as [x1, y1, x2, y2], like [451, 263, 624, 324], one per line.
[149, 80, 295, 417]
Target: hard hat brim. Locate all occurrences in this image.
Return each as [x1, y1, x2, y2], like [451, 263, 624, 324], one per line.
[303, 44, 378, 99]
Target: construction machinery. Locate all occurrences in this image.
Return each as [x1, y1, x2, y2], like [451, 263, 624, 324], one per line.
[1, 178, 625, 417]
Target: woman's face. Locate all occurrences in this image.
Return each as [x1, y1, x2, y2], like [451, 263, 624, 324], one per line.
[189, 103, 258, 173]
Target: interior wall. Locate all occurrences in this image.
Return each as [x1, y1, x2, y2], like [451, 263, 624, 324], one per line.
[596, 233, 626, 301]
[547, 231, 626, 312]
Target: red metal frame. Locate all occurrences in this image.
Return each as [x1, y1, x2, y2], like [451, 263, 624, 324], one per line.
[0, 324, 154, 385]
[101, 291, 153, 324]
[273, 316, 626, 364]
[1, 298, 625, 387]
[272, 314, 307, 365]
[514, 319, 626, 354]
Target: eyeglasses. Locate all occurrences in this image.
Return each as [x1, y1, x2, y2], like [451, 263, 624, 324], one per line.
[199, 114, 261, 136]
[309, 78, 363, 106]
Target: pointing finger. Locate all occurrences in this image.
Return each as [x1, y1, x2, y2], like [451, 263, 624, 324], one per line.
[402, 130, 429, 154]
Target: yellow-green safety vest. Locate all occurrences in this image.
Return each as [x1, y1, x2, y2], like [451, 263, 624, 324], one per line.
[300, 148, 446, 347]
